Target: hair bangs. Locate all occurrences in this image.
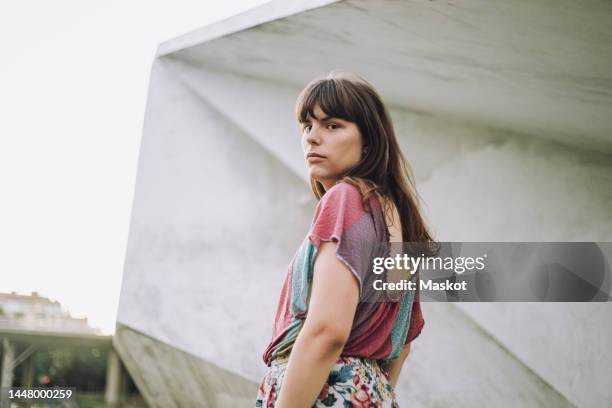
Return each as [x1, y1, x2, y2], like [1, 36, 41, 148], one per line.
[296, 78, 358, 125]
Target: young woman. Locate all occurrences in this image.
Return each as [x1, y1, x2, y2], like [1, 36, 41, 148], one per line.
[255, 71, 436, 407]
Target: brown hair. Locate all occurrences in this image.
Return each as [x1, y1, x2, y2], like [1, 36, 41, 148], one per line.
[295, 70, 437, 250]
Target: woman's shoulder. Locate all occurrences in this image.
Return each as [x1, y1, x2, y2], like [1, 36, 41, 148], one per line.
[314, 182, 368, 219]
[321, 181, 382, 212]
[325, 181, 360, 197]
[312, 182, 384, 235]
[320, 181, 364, 207]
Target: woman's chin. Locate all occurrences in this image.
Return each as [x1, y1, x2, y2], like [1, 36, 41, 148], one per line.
[309, 169, 332, 181]
[308, 168, 324, 178]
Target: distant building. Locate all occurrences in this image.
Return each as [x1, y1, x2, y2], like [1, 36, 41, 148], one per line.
[0, 291, 100, 335]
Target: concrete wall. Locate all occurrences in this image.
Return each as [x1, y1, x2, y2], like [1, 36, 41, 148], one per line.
[388, 105, 612, 407]
[116, 56, 612, 407]
[117, 58, 315, 394]
[116, 1, 612, 406]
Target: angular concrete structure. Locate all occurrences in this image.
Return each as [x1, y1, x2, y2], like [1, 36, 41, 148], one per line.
[116, 1, 612, 407]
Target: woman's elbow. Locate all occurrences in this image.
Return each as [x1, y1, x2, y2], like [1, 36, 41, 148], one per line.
[303, 321, 350, 351]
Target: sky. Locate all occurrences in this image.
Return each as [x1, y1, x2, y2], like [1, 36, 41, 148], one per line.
[0, 0, 269, 335]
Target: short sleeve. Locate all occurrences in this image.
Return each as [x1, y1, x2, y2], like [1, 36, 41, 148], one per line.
[307, 183, 378, 299]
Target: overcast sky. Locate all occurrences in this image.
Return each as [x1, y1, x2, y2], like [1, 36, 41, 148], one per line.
[0, 0, 269, 335]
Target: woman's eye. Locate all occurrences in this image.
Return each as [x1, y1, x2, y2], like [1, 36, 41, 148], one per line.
[301, 123, 338, 133]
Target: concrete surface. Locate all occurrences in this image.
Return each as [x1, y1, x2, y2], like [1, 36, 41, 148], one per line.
[167, 0, 612, 154]
[114, 324, 257, 408]
[116, 1, 612, 407]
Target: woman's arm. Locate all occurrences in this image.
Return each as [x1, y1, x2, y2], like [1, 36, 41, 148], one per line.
[379, 344, 411, 389]
[275, 241, 360, 408]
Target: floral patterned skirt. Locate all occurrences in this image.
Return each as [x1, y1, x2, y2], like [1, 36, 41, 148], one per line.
[255, 354, 399, 407]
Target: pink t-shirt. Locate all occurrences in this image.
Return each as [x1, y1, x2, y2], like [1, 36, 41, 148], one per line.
[262, 182, 424, 366]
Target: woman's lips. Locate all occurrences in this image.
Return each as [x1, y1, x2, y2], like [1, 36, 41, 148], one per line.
[307, 155, 326, 163]
[306, 152, 326, 163]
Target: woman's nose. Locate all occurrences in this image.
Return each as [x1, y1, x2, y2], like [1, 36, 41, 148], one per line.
[305, 125, 321, 145]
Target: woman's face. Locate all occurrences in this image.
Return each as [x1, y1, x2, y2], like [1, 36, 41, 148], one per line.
[301, 104, 364, 190]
